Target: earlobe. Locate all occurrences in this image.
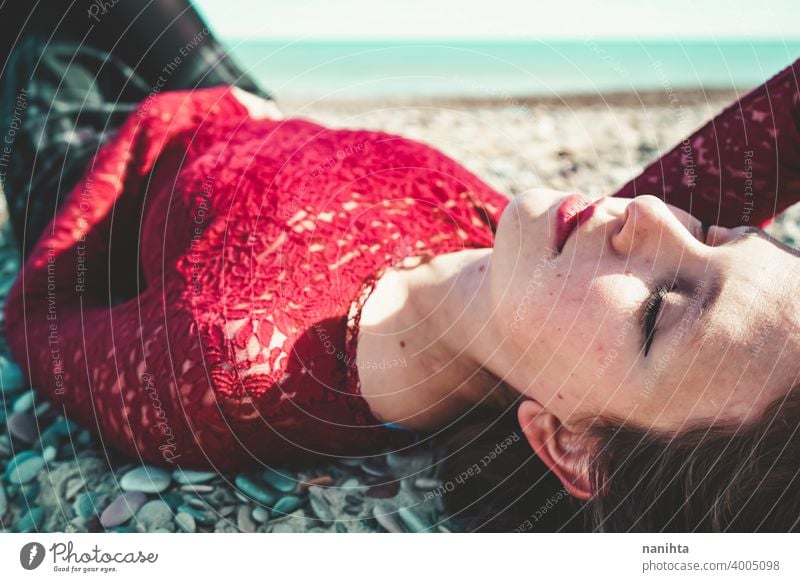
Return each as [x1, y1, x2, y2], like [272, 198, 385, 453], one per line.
[517, 399, 593, 501]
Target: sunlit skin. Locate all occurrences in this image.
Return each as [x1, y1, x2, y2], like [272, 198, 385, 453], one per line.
[356, 189, 800, 497]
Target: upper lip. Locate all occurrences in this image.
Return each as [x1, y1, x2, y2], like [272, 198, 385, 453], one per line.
[555, 195, 599, 253]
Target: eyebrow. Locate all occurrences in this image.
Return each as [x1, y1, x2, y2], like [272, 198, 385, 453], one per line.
[667, 228, 796, 356]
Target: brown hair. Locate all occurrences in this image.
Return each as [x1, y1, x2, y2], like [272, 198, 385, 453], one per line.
[436, 386, 800, 532]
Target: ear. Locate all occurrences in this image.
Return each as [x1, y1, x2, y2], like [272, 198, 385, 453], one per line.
[517, 399, 593, 501]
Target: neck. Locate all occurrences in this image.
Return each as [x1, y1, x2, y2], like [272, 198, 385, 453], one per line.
[401, 248, 517, 412]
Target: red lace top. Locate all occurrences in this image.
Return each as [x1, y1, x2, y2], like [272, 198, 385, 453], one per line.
[4, 86, 510, 471]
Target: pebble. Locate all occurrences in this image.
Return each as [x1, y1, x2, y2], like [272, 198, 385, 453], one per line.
[120, 466, 172, 494]
[335, 522, 348, 533]
[251, 506, 271, 523]
[0, 355, 24, 394]
[298, 475, 333, 491]
[339, 477, 364, 492]
[14, 506, 45, 532]
[235, 474, 278, 506]
[173, 469, 217, 485]
[177, 504, 214, 526]
[414, 478, 443, 490]
[0, 435, 10, 457]
[64, 478, 86, 501]
[180, 484, 214, 494]
[0, 484, 7, 516]
[344, 494, 363, 506]
[4, 450, 45, 484]
[366, 481, 400, 499]
[73, 491, 104, 520]
[6, 412, 38, 443]
[372, 506, 405, 533]
[42, 445, 58, 463]
[136, 500, 175, 532]
[272, 495, 304, 515]
[261, 467, 296, 493]
[237, 505, 256, 533]
[343, 503, 362, 516]
[12, 390, 35, 413]
[269, 522, 294, 533]
[175, 512, 196, 533]
[309, 496, 335, 524]
[361, 457, 389, 477]
[100, 492, 147, 528]
[20, 481, 41, 502]
[34, 400, 51, 417]
[185, 497, 209, 510]
[397, 506, 431, 533]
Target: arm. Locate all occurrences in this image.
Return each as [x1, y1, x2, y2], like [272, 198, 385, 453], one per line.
[613, 58, 800, 228]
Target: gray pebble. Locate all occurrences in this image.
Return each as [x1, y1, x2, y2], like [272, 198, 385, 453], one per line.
[6, 412, 37, 443]
[175, 512, 196, 533]
[136, 500, 175, 532]
[237, 505, 256, 532]
[251, 506, 271, 523]
[269, 522, 294, 533]
[173, 469, 217, 485]
[261, 467, 296, 493]
[0, 355, 24, 394]
[272, 495, 304, 515]
[64, 478, 86, 501]
[235, 474, 278, 506]
[176, 504, 214, 526]
[12, 391, 35, 413]
[413, 478, 443, 490]
[397, 506, 431, 533]
[120, 465, 172, 494]
[33, 400, 51, 417]
[180, 484, 214, 494]
[14, 506, 44, 532]
[361, 457, 389, 477]
[100, 492, 147, 528]
[373, 506, 406, 533]
[4, 450, 44, 484]
[42, 445, 58, 463]
[0, 484, 7, 516]
[309, 496, 334, 524]
[73, 491, 104, 520]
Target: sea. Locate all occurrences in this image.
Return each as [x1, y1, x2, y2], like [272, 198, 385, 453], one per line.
[225, 40, 800, 101]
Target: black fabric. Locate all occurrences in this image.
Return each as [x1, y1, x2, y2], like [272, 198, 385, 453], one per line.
[0, 0, 272, 258]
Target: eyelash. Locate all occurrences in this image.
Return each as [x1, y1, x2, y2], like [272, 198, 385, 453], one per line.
[640, 220, 710, 356]
[641, 282, 674, 357]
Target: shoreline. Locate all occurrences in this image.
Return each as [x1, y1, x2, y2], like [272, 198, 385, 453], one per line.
[279, 87, 741, 113]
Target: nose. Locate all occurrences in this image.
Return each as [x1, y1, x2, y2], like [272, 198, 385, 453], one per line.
[609, 195, 695, 257]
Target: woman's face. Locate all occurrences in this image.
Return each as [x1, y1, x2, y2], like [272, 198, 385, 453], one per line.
[492, 189, 800, 432]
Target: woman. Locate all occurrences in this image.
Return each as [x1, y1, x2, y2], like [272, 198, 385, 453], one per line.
[3, 2, 800, 532]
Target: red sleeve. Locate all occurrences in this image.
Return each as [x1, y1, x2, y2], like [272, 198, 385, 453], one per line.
[3, 87, 250, 467]
[613, 58, 800, 228]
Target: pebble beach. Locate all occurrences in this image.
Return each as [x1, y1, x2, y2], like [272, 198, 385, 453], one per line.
[2, 88, 799, 534]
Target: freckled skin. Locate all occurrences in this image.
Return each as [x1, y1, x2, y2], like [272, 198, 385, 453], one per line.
[490, 188, 800, 430]
[399, 341, 406, 348]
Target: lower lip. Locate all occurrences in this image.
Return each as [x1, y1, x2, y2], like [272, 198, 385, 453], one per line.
[554, 194, 594, 252]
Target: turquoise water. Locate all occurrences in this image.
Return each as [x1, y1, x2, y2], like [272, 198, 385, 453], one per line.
[225, 40, 800, 100]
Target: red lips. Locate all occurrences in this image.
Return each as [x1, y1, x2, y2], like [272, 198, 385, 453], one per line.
[554, 194, 595, 253]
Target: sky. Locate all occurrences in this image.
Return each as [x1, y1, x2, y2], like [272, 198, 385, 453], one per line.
[193, 0, 800, 41]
